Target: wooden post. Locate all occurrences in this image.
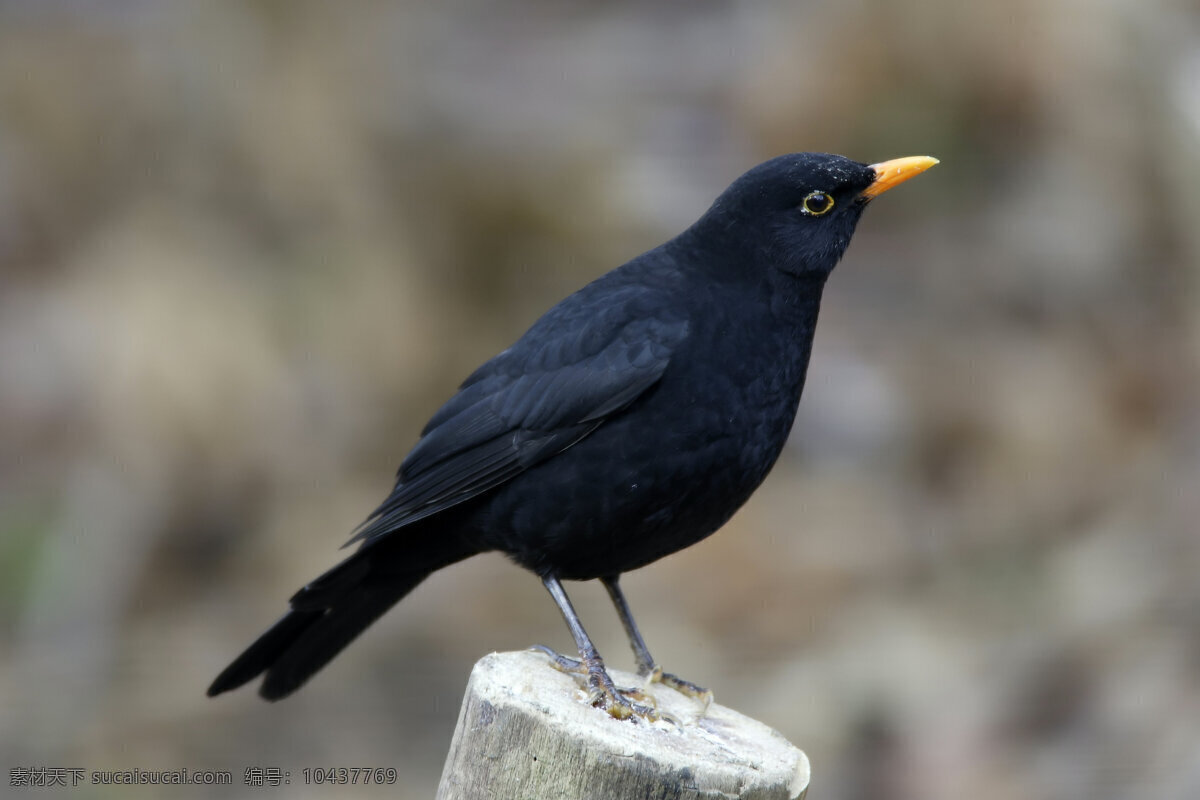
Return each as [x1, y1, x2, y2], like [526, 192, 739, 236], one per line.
[437, 650, 810, 800]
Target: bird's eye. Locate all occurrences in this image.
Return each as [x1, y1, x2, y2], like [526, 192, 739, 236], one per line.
[800, 191, 835, 216]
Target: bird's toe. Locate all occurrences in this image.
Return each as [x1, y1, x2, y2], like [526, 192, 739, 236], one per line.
[642, 665, 713, 712]
[529, 644, 585, 674]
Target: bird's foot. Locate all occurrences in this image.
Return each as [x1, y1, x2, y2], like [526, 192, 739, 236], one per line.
[529, 644, 585, 674]
[642, 664, 714, 713]
[584, 668, 677, 725]
[530, 645, 676, 724]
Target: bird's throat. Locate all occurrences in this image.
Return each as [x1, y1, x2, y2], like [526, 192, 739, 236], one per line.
[767, 268, 827, 327]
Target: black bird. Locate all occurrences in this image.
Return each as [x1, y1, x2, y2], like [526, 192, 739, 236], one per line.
[207, 152, 937, 718]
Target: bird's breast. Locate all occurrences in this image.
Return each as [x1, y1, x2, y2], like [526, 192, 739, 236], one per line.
[483, 287, 823, 579]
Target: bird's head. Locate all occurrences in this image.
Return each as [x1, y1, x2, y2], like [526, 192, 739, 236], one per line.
[689, 152, 938, 278]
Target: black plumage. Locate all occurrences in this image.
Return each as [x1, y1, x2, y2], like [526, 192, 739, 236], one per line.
[208, 152, 937, 715]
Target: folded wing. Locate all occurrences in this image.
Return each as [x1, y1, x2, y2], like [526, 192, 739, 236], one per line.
[348, 284, 689, 546]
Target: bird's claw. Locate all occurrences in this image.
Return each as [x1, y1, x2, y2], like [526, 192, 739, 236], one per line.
[641, 664, 714, 713]
[529, 644, 585, 674]
[585, 681, 677, 725]
[532, 645, 676, 725]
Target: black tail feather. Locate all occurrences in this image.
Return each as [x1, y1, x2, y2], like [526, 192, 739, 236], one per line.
[208, 536, 476, 700]
[259, 576, 425, 700]
[207, 608, 325, 697]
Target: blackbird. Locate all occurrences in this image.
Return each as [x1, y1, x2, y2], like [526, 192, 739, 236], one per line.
[207, 152, 937, 719]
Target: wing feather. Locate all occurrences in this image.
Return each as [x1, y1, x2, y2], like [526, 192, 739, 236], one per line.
[347, 283, 689, 547]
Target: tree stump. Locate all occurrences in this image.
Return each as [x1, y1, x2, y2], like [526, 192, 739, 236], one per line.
[437, 650, 809, 799]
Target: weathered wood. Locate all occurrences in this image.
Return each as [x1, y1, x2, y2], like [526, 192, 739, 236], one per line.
[437, 650, 809, 800]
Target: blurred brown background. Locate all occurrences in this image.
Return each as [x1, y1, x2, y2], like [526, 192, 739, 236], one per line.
[1, 1, 1198, 798]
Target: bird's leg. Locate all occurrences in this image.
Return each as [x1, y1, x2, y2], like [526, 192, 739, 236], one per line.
[602, 575, 713, 709]
[538, 575, 664, 722]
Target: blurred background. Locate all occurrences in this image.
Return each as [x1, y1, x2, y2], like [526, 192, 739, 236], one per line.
[1, 0, 1198, 798]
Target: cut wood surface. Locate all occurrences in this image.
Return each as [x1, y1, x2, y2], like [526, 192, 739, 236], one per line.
[437, 650, 810, 800]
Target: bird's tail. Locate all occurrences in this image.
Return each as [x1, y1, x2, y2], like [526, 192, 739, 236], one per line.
[207, 535, 477, 701]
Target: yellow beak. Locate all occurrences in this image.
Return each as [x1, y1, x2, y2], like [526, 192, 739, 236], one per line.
[861, 156, 939, 199]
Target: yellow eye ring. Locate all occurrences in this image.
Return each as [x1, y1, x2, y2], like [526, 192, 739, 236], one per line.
[801, 191, 835, 216]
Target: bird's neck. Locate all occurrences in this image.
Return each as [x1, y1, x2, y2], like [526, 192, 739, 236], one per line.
[766, 268, 828, 326]
[669, 228, 828, 317]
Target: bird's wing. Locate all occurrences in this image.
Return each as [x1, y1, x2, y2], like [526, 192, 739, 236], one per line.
[347, 282, 689, 546]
